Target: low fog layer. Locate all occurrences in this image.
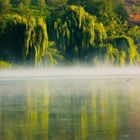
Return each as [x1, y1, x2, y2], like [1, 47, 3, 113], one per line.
[0, 66, 140, 80]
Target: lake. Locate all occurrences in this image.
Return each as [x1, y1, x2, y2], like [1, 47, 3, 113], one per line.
[0, 71, 140, 140]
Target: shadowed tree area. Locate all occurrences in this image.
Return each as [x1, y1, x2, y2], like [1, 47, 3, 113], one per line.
[0, 14, 48, 65]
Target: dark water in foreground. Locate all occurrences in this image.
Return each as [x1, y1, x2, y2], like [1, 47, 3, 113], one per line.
[0, 76, 140, 140]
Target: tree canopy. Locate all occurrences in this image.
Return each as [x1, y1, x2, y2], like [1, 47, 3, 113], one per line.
[0, 0, 140, 67]
[0, 14, 48, 65]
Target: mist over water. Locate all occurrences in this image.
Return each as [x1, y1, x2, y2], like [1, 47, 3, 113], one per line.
[0, 68, 140, 140]
[0, 66, 140, 80]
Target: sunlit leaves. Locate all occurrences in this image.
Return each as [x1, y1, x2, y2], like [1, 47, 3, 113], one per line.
[0, 14, 48, 65]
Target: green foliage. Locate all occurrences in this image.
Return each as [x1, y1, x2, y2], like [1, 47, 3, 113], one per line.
[50, 5, 140, 65]
[67, 0, 79, 5]
[83, 0, 116, 24]
[18, 0, 32, 6]
[0, 0, 11, 13]
[43, 41, 63, 65]
[0, 60, 12, 69]
[17, 3, 31, 15]
[114, 3, 128, 21]
[127, 25, 140, 50]
[38, 0, 46, 12]
[0, 2, 139, 66]
[0, 14, 48, 65]
[104, 44, 119, 65]
[91, 35, 140, 65]
[48, 0, 68, 7]
[81, 0, 127, 37]
[111, 36, 140, 64]
[53, 5, 106, 60]
[94, 23, 107, 44]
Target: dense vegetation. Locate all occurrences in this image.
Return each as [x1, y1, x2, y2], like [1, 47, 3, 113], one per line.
[0, 14, 48, 65]
[0, 0, 140, 67]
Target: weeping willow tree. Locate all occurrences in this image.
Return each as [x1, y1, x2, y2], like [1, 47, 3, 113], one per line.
[0, 6, 139, 66]
[0, 14, 48, 65]
[53, 5, 107, 60]
[52, 5, 140, 65]
[42, 41, 63, 66]
[92, 36, 140, 65]
[94, 22, 107, 44]
[110, 36, 140, 64]
[104, 44, 119, 65]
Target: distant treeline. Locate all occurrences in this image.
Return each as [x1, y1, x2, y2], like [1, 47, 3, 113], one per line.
[0, 0, 140, 67]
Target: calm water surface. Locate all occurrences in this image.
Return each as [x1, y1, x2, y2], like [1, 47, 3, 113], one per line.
[0, 76, 140, 140]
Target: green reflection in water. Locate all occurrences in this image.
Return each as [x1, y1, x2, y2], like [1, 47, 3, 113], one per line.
[0, 77, 140, 140]
[0, 81, 49, 140]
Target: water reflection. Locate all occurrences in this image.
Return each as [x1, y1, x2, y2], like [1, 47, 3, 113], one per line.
[0, 77, 140, 140]
[0, 81, 49, 140]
